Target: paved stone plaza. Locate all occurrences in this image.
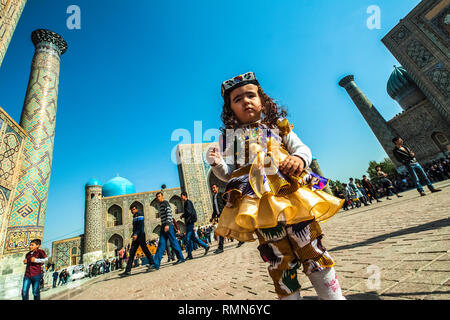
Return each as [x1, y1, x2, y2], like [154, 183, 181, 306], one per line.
[46, 181, 450, 300]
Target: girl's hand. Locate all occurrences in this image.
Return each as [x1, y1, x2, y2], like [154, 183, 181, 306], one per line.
[207, 145, 222, 166]
[279, 155, 305, 176]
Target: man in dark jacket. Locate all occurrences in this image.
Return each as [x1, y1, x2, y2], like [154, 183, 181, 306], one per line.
[120, 204, 156, 276]
[361, 175, 382, 203]
[180, 192, 209, 259]
[392, 137, 441, 196]
[210, 184, 226, 253]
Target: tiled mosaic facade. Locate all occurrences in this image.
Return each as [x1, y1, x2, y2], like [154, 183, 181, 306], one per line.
[52, 236, 83, 270]
[6, 30, 67, 255]
[0, 0, 27, 68]
[341, 0, 450, 167]
[0, 106, 27, 259]
[382, 0, 450, 123]
[177, 143, 226, 224]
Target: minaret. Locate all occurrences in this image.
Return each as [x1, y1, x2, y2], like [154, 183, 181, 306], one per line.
[5, 30, 67, 255]
[83, 179, 104, 264]
[0, 0, 28, 68]
[0, 28, 66, 300]
[338, 75, 400, 166]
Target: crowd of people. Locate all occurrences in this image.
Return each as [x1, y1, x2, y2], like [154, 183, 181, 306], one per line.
[333, 155, 450, 210]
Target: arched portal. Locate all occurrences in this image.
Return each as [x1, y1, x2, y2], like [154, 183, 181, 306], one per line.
[169, 195, 183, 215]
[107, 204, 123, 227]
[431, 132, 450, 155]
[107, 234, 124, 253]
[151, 198, 160, 218]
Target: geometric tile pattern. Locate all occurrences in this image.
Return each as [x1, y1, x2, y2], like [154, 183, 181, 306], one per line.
[5, 30, 66, 255]
[407, 39, 436, 69]
[177, 144, 215, 223]
[53, 238, 82, 270]
[390, 25, 411, 45]
[0, 131, 21, 182]
[0, 0, 27, 68]
[426, 63, 450, 98]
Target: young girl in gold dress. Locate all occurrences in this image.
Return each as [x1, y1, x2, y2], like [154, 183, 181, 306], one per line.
[207, 72, 346, 300]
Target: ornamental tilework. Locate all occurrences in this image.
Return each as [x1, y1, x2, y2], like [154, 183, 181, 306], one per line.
[0, 0, 27, 68]
[0, 131, 21, 182]
[407, 39, 436, 69]
[54, 239, 82, 269]
[390, 25, 412, 44]
[8, 46, 60, 232]
[429, 3, 450, 43]
[426, 63, 450, 98]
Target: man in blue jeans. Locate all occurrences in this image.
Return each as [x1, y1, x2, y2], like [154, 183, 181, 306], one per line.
[392, 137, 441, 196]
[180, 192, 209, 260]
[152, 192, 185, 269]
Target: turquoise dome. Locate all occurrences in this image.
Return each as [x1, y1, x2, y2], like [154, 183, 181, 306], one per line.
[387, 66, 415, 100]
[102, 176, 136, 197]
[85, 178, 102, 188]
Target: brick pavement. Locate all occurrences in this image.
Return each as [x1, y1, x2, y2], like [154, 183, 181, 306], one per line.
[47, 181, 450, 300]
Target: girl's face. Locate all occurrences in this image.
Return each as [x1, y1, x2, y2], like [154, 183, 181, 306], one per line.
[229, 84, 263, 124]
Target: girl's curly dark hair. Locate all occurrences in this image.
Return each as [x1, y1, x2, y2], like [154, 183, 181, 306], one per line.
[220, 85, 287, 134]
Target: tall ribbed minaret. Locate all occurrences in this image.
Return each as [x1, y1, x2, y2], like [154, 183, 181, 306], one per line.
[339, 75, 400, 166]
[0, 0, 28, 68]
[5, 30, 67, 255]
[0, 28, 66, 300]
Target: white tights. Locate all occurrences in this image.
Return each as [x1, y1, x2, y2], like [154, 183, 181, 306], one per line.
[279, 267, 346, 300]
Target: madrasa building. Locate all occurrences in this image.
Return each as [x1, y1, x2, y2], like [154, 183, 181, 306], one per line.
[53, 143, 224, 269]
[339, 0, 450, 168]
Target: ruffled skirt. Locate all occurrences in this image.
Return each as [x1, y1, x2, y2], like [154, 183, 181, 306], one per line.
[215, 165, 344, 242]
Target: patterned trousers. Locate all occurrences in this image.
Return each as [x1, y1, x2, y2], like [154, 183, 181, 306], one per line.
[256, 219, 335, 297]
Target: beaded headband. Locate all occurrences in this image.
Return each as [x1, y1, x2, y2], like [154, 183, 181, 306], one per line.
[221, 71, 259, 98]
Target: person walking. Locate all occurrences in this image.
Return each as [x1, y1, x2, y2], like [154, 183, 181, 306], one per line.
[152, 192, 186, 270]
[376, 166, 403, 200]
[392, 137, 441, 196]
[119, 204, 156, 276]
[210, 184, 226, 254]
[52, 269, 59, 288]
[180, 192, 209, 260]
[348, 178, 369, 206]
[361, 175, 382, 203]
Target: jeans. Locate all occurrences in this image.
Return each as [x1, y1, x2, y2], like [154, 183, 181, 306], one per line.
[186, 223, 208, 258]
[406, 162, 434, 192]
[22, 274, 42, 300]
[153, 225, 185, 268]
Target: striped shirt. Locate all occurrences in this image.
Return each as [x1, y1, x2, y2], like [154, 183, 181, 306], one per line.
[159, 201, 173, 227]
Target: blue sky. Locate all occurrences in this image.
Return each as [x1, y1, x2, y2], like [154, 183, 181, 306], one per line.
[0, 0, 421, 251]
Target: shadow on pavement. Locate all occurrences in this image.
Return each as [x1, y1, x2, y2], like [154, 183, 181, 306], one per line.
[329, 218, 450, 253]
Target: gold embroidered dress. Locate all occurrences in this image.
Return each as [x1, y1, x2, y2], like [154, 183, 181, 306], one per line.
[212, 119, 344, 242]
